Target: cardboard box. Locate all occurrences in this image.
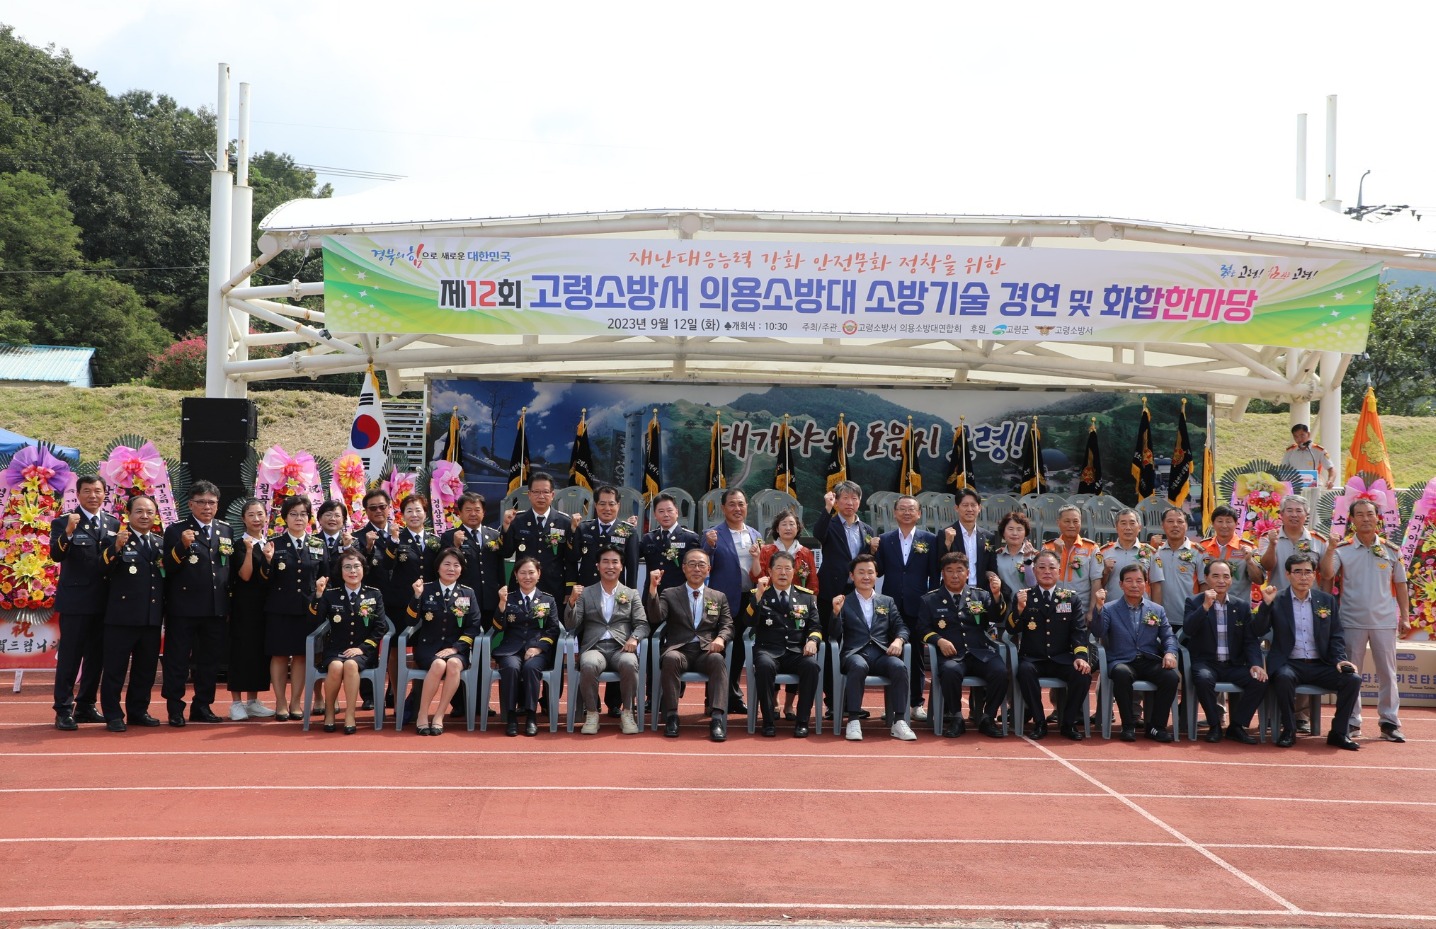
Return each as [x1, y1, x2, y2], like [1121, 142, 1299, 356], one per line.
[1359, 640, 1436, 707]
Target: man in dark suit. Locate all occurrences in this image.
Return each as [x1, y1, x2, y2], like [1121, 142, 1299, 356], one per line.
[646, 547, 733, 742]
[1091, 564, 1180, 743]
[501, 472, 574, 603]
[919, 552, 1008, 738]
[50, 474, 119, 730]
[160, 480, 232, 726]
[563, 545, 649, 735]
[640, 493, 703, 592]
[875, 494, 940, 720]
[812, 480, 877, 719]
[747, 551, 822, 737]
[1009, 550, 1093, 740]
[1184, 559, 1266, 744]
[833, 553, 917, 742]
[98, 494, 166, 731]
[702, 488, 759, 715]
[1250, 551, 1362, 750]
[440, 492, 503, 627]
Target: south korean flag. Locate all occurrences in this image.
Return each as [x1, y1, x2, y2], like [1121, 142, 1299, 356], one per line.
[345, 365, 390, 483]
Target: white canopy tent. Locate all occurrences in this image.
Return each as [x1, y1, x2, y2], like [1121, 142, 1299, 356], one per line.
[203, 69, 1436, 481]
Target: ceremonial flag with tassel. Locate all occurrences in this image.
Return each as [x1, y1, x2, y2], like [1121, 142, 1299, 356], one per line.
[642, 409, 662, 505]
[1018, 417, 1049, 495]
[1200, 444, 1216, 534]
[825, 413, 848, 494]
[440, 406, 460, 464]
[1345, 386, 1395, 487]
[1131, 399, 1156, 501]
[774, 416, 797, 499]
[897, 417, 922, 495]
[344, 365, 390, 483]
[945, 417, 976, 492]
[506, 408, 530, 493]
[1167, 398, 1192, 506]
[707, 413, 727, 491]
[1077, 419, 1103, 494]
[567, 409, 594, 492]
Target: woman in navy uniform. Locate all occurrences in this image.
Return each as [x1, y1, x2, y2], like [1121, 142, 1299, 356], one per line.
[378, 494, 438, 712]
[227, 498, 275, 720]
[97, 494, 166, 731]
[491, 556, 560, 736]
[310, 549, 387, 733]
[405, 547, 480, 736]
[261, 496, 325, 720]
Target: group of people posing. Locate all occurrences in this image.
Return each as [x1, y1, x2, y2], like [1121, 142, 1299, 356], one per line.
[49, 470, 1408, 751]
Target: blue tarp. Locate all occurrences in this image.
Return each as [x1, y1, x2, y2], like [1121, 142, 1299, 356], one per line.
[0, 428, 80, 464]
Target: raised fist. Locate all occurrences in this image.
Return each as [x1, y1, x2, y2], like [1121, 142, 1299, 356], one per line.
[944, 527, 956, 547]
[1260, 584, 1278, 605]
[1203, 589, 1217, 609]
[502, 508, 516, 530]
[705, 528, 719, 547]
[568, 585, 583, 606]
[314, 577, 328, 596]
[1094, 587, 1107, 607]
[497, 587, 509, 610]
[181, 528, 196, 547]
[831, 594, 846, 614]
[987, 573, 1002, 597]
[115, 528, 131, 549]
[756, 576, 770, 593]
[1016, 589, 1029, 612]
[412, 578, 425, 598]
[649, 569, 663, 590]
[262, 542, 275, 560]
[66, 513, 80, 535]
[823, 492, 836, 511]
[453, 529, 467, 547]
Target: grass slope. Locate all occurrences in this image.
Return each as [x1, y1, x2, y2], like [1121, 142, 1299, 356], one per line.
[2, 387, 1434, 489]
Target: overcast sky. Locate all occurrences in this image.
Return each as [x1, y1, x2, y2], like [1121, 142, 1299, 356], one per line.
[5, 2, 1434, 230]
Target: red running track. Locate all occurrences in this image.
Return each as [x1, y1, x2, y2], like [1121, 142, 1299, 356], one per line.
[2, 676, 1435, 928]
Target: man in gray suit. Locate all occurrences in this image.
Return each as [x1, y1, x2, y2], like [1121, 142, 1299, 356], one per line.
[646, 547, 734, 742]
[565, 545, 649, 734]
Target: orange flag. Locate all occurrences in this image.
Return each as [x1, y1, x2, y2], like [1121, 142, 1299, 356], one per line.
[1344, 386, 1395, 487]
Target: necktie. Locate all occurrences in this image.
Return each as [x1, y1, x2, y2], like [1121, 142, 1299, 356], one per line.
[1216, 601, 1228, 662]
[660, 529, 669, 543]
[778, 590, 788, 609]
[522, 594, 531, 613]
[89, 516, 99, 535]
[601, 524, 612, 540]
[692, 588, 702, 626]
[202, 524, 211, 543]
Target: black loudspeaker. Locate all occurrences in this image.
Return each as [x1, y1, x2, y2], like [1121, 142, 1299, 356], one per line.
[181, 397, 258, 443]
[181, 441, 250, 493]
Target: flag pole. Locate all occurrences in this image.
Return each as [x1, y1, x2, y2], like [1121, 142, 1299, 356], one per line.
[716, 410, 723, 488]
[837, 412, 846, 472]
[519, 406, 528, 487]
[1031, 416, 1040, 493]
[957, 415, 967, 490]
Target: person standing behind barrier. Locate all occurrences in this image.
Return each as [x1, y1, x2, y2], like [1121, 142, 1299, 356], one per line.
[161, 480, 232, 727]
[262, 496, 325, 720]
[50, 474, 118, 730]
[1321, 499, 1411, 743]
[703, 488, 759, 716]
[226, 498, 276, 721]
[1281, 423, 1336, 490]
[812, 481, 878, 720]
[97, 495, 165, 732]
[876, 495, 940, 721]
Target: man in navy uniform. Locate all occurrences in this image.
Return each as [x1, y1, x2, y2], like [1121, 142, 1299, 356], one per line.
[501, 472, 574, 603]
[920, 552, 1008, 738]
[640, 493, 703, 592]
[50, 475, 119, 730]
[161, 480, 234, 726]
[99, 495, 166, 731]
[1009, 550, 1093, 741]
[747, 551, 822, 737]
[440, 492, 503, 627]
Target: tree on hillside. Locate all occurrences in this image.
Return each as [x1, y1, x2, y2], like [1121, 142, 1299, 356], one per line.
[1342, 284, 1436, 415]
[25, 273, 169, 386]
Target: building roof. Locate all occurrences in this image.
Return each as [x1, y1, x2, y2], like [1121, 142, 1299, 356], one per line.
[0, 344, 95, 384]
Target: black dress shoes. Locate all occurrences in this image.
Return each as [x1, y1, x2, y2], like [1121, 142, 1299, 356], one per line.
[761, 722, 776, 738]
[55, 713, 78, 731]
[1060, 725, 1084, 741]
[132, 713, 161, 727]
[978, 718, 1004, 739]
[106, 719, 127, 732]
[1205, 727, 1224, 743]
[794, 722, 810, 738]
[664, 714, 680, 738]
[524, 715, 539, 737]
[1029, 722, 1048, 740]
[1225, 725, 1258, 745]
[943, 717, 966, 738]
[167, 713, 187, 728]
[1275, 729, 1295, 748]
[1119, 726, 1137, 742]
[1327, 731, 1361, 751]
[709, 713, 727, 743]
[727, 701, 748, 716]
[190, 707, 223, 724]
[505, 713, 519, 737]
[74, 704, 105, 724]
[1145, 728, 1174, 743]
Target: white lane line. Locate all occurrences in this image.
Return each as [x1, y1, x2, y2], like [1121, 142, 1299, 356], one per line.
[6, 900, 1436, 922]
[0, 834, 1179, 847]
[1025, 738, 1301, 913]
[1124, 793, 1436, 807]
[0, 748, 1056, 761]
[0, 785, 1101, 797]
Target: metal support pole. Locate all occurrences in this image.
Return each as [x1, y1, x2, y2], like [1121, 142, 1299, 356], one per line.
[204, 63, 234, 398]
[227, 81, 253, 394]
[1317, 350, 1343, 486]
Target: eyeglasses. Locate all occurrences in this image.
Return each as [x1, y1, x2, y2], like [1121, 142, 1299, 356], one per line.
[191, 499, 218, 507]
[341, 563, 364, 571]
[366, 504, 390, 511]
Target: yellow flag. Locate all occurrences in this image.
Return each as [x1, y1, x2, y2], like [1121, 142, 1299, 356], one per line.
[1344, 386, 1395, 486]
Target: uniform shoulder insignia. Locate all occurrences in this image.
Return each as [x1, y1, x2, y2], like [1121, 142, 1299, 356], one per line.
[794, 585, 813, 595]
[1311, 530, 1329, 542]
[1099, 541, 1116, 552]
[1310, 443, 1327, 451]
[1284, 442, 1300, 451]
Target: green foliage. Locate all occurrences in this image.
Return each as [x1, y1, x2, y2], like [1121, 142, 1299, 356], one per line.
[1342, 284, 1436, 416]
[24, 272, 170, 385]
[146, 336, 207, 390]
